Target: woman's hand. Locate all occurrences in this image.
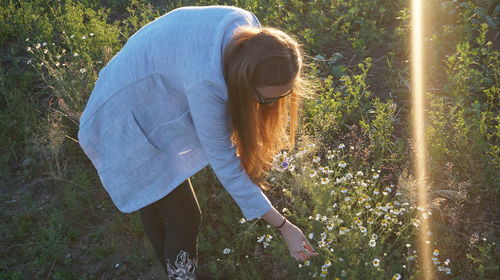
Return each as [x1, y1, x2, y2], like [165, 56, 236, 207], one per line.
[278, 220, 319, 261]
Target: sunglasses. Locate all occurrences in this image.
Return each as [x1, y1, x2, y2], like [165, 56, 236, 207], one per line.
[254, 88, 293, 105]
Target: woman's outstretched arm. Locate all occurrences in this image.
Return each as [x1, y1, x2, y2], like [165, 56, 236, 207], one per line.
[185, 79, 272, 221]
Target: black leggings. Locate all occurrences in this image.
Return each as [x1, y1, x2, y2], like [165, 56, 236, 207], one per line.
[139, 177, 202, 279]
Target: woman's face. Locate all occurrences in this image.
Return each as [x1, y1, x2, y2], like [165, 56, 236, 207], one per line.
[254, 79, 295, 105]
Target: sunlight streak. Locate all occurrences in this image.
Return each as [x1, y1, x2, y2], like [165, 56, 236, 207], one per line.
[411, 0, 434, 279]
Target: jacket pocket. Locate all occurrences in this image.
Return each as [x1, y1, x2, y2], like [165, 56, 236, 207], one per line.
[147, 110, 198, 153]
[79, 109, 161, 178]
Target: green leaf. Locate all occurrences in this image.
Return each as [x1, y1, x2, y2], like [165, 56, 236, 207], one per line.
[484, 15, 497, 29]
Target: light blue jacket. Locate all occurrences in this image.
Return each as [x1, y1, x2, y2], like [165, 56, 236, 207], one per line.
[77, 5, 273, 220]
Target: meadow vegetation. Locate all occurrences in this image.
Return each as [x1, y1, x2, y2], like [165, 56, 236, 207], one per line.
[0, 0, 498, 279]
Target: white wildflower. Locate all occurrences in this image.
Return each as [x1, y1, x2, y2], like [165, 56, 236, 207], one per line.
[369, 239, 376, 247]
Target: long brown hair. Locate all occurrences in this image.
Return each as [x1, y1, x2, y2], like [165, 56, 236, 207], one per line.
[223, 25, 313, 191]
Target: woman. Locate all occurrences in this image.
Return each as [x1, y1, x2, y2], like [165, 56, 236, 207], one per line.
[77, 5, 319, 279]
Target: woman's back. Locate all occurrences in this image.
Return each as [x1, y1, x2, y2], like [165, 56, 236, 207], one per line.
[80, 5, 260, 126]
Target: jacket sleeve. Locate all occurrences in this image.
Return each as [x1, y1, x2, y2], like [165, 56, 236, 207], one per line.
[185, 80, 273, 221]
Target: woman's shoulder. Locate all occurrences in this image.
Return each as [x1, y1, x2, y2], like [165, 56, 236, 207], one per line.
[167, 5, 252, 16]
[159, 5, 258, 29]
[186, 79, 228, 104]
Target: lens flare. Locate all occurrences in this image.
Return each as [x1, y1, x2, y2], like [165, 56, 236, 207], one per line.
[411, 0, 434, 279]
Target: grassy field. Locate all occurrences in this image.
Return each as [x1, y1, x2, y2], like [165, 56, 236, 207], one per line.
[1, 0, 498, 279]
